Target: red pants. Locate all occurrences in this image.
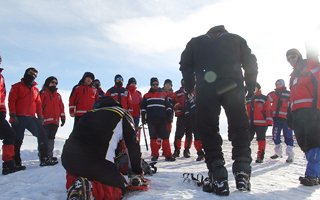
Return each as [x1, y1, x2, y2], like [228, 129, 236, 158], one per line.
[66, 172, 122, 200]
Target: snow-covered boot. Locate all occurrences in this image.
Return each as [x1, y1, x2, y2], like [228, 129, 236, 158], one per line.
[299, 176, 320, 186]
[2, 160, 24, 175]
[286, 145, 294, 163]
[234, 171, 251, 191]
[67, 177, 94, 200]
[40, 156, 58, 166]
[270, 144, 282, 159]
[203, 170, 229, 196]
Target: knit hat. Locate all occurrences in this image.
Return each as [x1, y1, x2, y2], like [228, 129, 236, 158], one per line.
[128, 77, 137, 85]
[82, 72, 95, 81]
[150, 77, 159, 85]
[114, 74, 123, 83]
[286, 48, 302, 58]
[256, 82, 261, 90]
[164, 79, 172, 86]
[275, 79, 285, 87]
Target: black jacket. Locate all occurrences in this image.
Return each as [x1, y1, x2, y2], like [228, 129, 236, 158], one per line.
[179, 29, 258, 93]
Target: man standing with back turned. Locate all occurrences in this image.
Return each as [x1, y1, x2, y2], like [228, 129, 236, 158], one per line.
[179, 25, 258, 196]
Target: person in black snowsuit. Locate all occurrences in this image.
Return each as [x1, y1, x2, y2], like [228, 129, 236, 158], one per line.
[179, 25, 258, 195]
[62, 96, 144, 199]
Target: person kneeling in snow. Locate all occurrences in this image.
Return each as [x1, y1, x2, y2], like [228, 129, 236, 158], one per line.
[61, 96, 148, 200]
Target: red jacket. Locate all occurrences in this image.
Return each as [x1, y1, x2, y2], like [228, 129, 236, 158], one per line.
[105, 85, 132, 111]
[69, 85, 98, 117]
[267, 87, 290, 119]
[41, 88, 65, 125]
[126, 85, 142, 118]
[246, 91, 273, 126]
[0, 69, 6, 113]
[8, 80, 43, 117]
[174, 87, 186, 117]
[290, 60, 320, 111]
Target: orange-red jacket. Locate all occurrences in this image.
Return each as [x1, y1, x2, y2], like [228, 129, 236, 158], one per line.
[173, 87, 186, 117]
[0, 69, 6, 113]
[267, 87, 290, 119]
[246, 90, 273, 126]
[8, 80, 43, 117]
[41, 88, 65, 125]
[126, 85, 142, 118]
[289, 60, 320, 111]
[69, 85, 98, 117]
[105, 85, 132, 111]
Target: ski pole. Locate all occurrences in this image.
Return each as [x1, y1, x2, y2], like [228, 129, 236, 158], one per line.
[142, 124, 149, 151]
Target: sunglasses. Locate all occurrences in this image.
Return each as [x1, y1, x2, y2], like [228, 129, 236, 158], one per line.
[152, 83, 159, 86]
[116, 78, 124, 82]
[51, 81, 58, 85]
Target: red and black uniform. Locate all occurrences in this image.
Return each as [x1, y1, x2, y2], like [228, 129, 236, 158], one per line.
[106, 86, 132, 112]
[173, 87, 193, 157]
[246, 90, 272, 162]
[141, 88, 173, 159]
[9, 73, 54, 167]
[41, 79, 65, 158]
[0, 68, 17, 174]
[126, 85, 142, 125]
[62, 98, 143, 199]
[289, 60, 320, 153]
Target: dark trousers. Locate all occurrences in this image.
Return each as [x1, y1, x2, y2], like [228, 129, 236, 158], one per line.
[44, 124, 58, 157]
[12, 116, 48, 165]
[147, 120, 169, 139]
[250, 126, 268, 141]
[0, 117, 15, 145]
[174, 116, 193, 149]
[196, 82, 252, 174]
[292, 108, 320, 153]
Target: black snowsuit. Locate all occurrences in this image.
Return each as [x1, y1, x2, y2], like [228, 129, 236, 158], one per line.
[179, 27, 258, 175]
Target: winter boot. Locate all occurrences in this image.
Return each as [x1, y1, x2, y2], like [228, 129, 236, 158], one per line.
[299, 176, 320, 186]
[204, 160, 229, 196]
[151, 156, 158, 162]
[234, 171, 251, 191]
[286, 145, 294, 163]
[2, 160, 24, 175]
[196, 150, 205, 161]
[40, 156, 58, 166]
[67, 177, 94, 200]
[183, 149, 191, 158]
[256, 150, 265, 163]
[270, 144, 282, 159]
[172, 149, 180, 158]
[165, 156, 176, 162]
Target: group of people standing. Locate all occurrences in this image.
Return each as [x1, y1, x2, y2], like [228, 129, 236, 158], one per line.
[1, 24, 320, 199]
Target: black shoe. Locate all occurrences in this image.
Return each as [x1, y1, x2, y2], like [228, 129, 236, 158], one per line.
[203, 173, 229, 196]
[299, 176, 320, 186]
[50, 156, 58, 162]
[172, 150, 180, 158]
[255, 158, 263, 163]
[67, 177, 93, 200]
[270, 154, 281, 159]
[196, 154, 205, 161]
[165, 157, 176, 162]
[151, 156, 158, 161]
[15, 165, 26, 171]
[40, 157, 59, 166]
[235, 171, 251, 191]
[286, 158, 293, 163]
[2, 161, 26, 175]
[183, 149, 191, 158]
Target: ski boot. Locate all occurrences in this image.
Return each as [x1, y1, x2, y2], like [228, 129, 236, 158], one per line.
[203, 171, 229, 196]
[234, 171, 251, 191]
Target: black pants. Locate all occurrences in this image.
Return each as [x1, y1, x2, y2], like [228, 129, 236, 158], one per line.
[174, 116, 193, 147]
[44, 124, 58, 139]
[292, 108, 320, 153]
[250, 126, 268, 141]
[196, 81, 252, 173]
[147, 120, 169, 139]
[0, 117, 15, 145]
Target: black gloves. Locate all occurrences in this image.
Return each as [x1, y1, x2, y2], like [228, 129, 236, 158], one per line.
[0, 111, 6, 120]
[245, 85, 255, 100]
[9, 114, 19, 126]
[61, 118, 65, 127]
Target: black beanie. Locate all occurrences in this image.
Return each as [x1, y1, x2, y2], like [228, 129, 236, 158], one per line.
[114, 74, 123, 82]
[207, 25, 228, 34]
[128, 77, 137, 85]
[256, 82, 261, 90]
[82, 72, 95, 81]
[24, 67, 38, 77]
[164, 79, 172, 86]
[150, 77, 159, 85]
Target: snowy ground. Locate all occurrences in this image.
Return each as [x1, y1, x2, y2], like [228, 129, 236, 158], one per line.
[1, 134, 320, 200]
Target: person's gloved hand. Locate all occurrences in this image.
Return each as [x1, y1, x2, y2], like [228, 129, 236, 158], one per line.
[142, 115, 147, 125]
[9, 114, 19, 126]
[0, 111, 6, 120]
[61, 118, 65, 127]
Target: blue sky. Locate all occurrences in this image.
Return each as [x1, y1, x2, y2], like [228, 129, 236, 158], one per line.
[1, 0, 319, 138]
